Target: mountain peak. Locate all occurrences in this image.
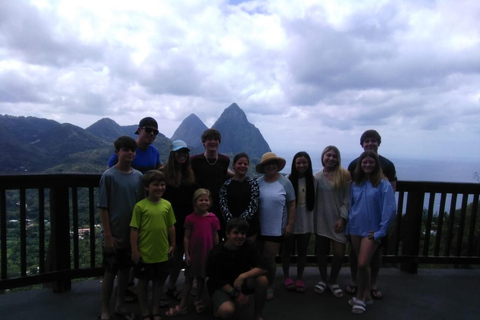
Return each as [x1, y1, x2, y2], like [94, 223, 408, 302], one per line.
[171, 113, 207, 151]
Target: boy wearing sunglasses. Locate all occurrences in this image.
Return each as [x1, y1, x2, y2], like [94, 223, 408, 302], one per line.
[108, 117, 164, 173]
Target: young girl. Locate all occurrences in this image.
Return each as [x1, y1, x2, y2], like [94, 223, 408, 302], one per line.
[313, 146, 351, 298]
[282, 152, 315, 293]
[346, 151, 396, 314]
[219, 152, 260, 242]
[166, 188, 220, 317]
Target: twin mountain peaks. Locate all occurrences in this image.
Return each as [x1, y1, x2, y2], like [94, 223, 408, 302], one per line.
[0, 103, 271, 173]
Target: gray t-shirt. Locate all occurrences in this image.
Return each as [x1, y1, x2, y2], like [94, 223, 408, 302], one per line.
[98, 166, 144, 249]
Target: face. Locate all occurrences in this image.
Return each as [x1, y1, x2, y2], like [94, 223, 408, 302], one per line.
[362, 138, 379, 153]
[116, 147, 135, 163]
[174, 149, 189, 164]
[295, 156, 309, 174]
[146, 180, 166, 199]
[195, 194, 211, 212]
[263, 161, 278, 175]
[137, 126, 158, 145]
[233, 157, 249, 176]
[203, 137, 219, 153]
[361, 156, 376, 175]
[322, 150, 338, 169]
[226, 227, 246, 247]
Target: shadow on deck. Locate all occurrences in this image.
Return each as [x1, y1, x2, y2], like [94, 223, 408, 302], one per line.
[1, 267, 479, 320]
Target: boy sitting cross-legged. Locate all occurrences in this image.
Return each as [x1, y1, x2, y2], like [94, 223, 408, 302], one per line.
[130, 170, 176, 320]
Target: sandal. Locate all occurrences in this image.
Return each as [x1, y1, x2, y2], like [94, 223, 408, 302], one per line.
[345, 284, 358, 295]
[314, 281, 326, 294]
[266, 287, 275, 301]
[165, 305, 188, 317]
[159, 297, 169, 308]
[114, 311, 136, 320]
[371, 287, 383, 300]
[284, 277, 296, 290]
[194, 300, 206, 314]
[295, 280, 305, 293]
[328, 283, 343, 298]
[166, 287, 182, 301]
[125, 288, 138, 303]
[349, 297, 366, 314]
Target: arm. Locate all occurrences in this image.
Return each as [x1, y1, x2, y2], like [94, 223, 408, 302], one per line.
[213, 231, 219, 245]
[167, 225, 176, 257]
[219, 180, 233, 221]
[99, 208, 115, 251]
[373, 181, 397, 240]
[284, 200, 296, 234]
[240, 178, 260, 221]
[184, 227, 192, 266]
[130, 227, 141, 263]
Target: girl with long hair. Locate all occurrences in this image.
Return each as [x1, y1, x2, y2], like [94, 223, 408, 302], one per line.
[282, 152, 315, 293]
[346, 151, 396, 314]
[313, 146, 351, 298]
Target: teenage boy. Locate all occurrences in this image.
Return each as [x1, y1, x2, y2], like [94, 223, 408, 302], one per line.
[207, 218, 268, 320]
[191, 128, 233, 238]
[346, 129, 397, 300]
[98, 136, 144, 320]
[130, 170, 176, 320]
[108, 117, 163, 173]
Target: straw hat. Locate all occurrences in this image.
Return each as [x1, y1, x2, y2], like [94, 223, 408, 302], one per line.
[255, 152, 286, 174]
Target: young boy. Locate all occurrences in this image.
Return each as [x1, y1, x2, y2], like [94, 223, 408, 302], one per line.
[130, 170, 176, 320]
[98, 136, 144, 320]
[207, 218, 268, 320]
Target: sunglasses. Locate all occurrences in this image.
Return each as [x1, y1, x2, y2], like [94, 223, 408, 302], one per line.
[142, 127, 159, 135]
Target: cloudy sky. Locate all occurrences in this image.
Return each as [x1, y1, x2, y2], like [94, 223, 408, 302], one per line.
[1, 0, 480, 169]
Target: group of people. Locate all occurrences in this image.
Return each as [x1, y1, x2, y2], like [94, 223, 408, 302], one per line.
[97, 116, 398, 320]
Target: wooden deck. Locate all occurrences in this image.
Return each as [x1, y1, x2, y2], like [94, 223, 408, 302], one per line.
[1, 267, 479, 320]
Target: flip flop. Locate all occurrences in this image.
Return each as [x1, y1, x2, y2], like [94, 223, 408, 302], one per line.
[328, 283, 343, 298]
[349, 297, 366, 314]
[266, 287, 275, 301]
[295, 280, 306, 293]
[165, 305, 188, 317]
[314, 281, 326, 294]
[194, 300, 206, 314]
[345, 284, 358, 295]
[284, 277, 296, 290]
[371, 288, 383, 300]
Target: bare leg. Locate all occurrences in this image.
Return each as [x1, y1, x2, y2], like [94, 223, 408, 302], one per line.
[328, 240, 345, 284]
[100, 271, 116, 319]
[281, 234, 295, 279]
[296, 233, 311, 279]
[115, 267, 130, 313]
[152, 273, 168, 319]
[216, 300, 235, 319]
[167, 245, 184, 291]
[315, 235, 329, 282]
[350, 236, 378, 302]
[194, 277, 206, 304]
[247, 275, 268, 320]
[178, 276, 193, 309]
[349, 244, 358, 286]
[262, 240, 281, 287]
[370, 247, 382, 297]
[137, 278, 150, 317]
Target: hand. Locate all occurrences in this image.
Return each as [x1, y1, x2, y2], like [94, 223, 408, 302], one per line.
[334, 219, 345, 233]
[284, 224, 293, 235]
[185, 255, 192, 266]
[131, 251, 141, 264]
[233, 274, 245, 291]
[367, 231, 375, 240]
[168, 245, 175, 258]
[103, 234, 115, 252]
[236, 292, 249, 306]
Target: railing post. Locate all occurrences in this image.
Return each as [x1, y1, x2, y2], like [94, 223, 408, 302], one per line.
[45, 186, 71, 292]
[400, 190, 424, 274]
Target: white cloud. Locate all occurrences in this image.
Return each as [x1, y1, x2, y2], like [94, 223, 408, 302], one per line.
[0, 0, 479, 166]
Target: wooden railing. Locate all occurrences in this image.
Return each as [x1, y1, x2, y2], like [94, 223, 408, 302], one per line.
[1, 174, 479, 292]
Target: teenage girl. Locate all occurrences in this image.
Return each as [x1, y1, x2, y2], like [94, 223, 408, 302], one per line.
[282, 152, 315, 293]
[162, 140, 197, 302]
[166, 188, 220, 317]
[313, 146, 351, 297]
[219, 152, 260, 242]
[346, 151, 396, 314]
